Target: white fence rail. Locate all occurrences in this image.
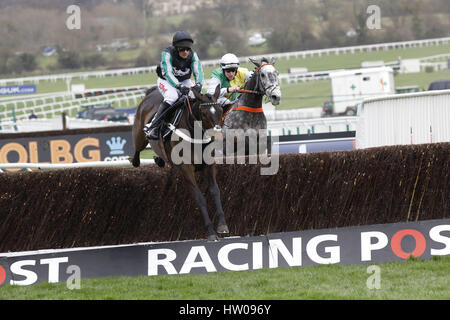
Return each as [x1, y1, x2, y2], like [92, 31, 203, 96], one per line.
[0, 66, 157, 86]
[0, 117, 131, 133]
[356, 89, 450, 149]
[0, 159, 155, 172]
[268, 117, 357, 136]
[0, 89, 146, 124]
[265, 107, 323, 121]
[1, 113, 355, 135]
[419, 53, 450, 62]
[279, 69, 340, 83]
[1, 37, 449, 87]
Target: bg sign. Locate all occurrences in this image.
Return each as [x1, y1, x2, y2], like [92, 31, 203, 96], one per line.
[0, 129, 133, 166]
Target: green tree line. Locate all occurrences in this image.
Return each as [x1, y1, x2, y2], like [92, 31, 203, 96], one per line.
[0, 0, 448, 75]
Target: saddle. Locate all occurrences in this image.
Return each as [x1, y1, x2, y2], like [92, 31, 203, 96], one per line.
[150, 96, 193, 142]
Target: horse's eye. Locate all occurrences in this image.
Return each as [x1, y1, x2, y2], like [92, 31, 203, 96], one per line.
[261, 73, 265, 77]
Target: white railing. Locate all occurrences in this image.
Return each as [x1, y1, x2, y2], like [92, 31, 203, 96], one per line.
[0, 159, 155, 172]
[356, 89, 450, 149]
[1, 112, 353, 135]
[420, 61, 448, 72]
[267, 117, 358, 136]
[0, 66, 158, 86]
[265, 107, 323, 121]
[279, 52, 449, 84]
[0, 91, 71, 103]
[0, 116, 131, 133]
[419, 53, 450, 62]
[279, 69, 341, 83]
[0, 92, 74, 113]
[0, 89, 145, 123]
[1, 37, 449, 87]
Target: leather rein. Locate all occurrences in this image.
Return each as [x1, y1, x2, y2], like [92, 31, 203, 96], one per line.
[234, 62, 274, 113]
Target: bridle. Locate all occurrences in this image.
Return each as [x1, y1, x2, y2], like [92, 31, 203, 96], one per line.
[232, 62, 279, 114]
[185, 93, 224, 127]
[168, 95, 222, 145]
[199, 101, 224, 127]
[236, 62, 278, 96]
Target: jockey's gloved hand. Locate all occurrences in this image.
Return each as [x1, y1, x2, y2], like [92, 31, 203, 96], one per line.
[178, 85, 190, 95]
[193, 83, 202, 93]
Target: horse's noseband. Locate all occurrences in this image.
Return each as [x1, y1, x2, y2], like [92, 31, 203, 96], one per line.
[248, 63, 279, 97]
[199, 102, 222, 107]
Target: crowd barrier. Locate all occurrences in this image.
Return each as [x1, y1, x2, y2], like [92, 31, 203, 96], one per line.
[356, 89, 450, 148]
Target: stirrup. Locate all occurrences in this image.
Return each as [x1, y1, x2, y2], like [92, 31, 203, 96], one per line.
[143, 123, 158, 140]
[143, 124, 153, 139]
[147, 127, 159, 140]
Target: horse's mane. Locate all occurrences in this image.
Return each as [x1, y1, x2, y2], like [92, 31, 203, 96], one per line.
[243, 67, 259, 90]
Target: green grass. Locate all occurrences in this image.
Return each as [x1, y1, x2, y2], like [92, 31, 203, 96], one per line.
[275, 69, 450, 110]
[140, 148, 156, 159]
[395, 69, 450, 89]
[269, 42, 450, 74]
[279, 79, 332, 109]
[3, 42, 450, 113]
[1, 256, 449, 300]
[3, 68, 449, 119]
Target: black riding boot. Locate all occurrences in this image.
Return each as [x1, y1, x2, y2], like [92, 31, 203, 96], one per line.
[144, 101, 171, 140]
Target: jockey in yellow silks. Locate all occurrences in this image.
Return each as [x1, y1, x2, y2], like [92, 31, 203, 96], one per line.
[207, 53, 252, 110]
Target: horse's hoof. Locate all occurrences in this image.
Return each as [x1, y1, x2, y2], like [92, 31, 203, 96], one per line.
[207, 234, 219, 242]
[217, 224, 229, 234]
[131, 158, 140, 168]
[154, 157, 165, 168]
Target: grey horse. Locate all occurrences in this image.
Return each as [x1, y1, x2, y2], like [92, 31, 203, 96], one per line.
[222, 57, 281, 156]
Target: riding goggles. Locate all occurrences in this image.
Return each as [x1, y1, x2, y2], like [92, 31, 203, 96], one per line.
[177, 47, 191, 52]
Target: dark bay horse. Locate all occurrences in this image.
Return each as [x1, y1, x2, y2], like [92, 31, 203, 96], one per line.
[132, 85, 228, 241]
[223, 57, 281, 156]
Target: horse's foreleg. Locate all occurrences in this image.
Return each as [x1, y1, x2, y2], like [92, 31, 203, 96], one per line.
[193, 185, 217, 241]
[132, 150, 141, 167]
[181, 165, 218, 241]
[206, 166, 229, 234]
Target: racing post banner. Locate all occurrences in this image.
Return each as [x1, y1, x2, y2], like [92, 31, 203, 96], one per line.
[0, 126, 134, 165]
[0, 219, 449, 286]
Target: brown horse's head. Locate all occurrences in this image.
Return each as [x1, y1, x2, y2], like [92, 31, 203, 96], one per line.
[191, 84, 222, 133]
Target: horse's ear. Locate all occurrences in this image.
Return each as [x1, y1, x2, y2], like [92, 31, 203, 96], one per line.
[249, 58, 260, 68]
[270, 57, 276, 65]
[213, 84, 220, 101]
[191, 86, 202, 100]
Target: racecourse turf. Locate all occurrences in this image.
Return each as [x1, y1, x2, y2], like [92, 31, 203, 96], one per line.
[0, 256, 449, 300]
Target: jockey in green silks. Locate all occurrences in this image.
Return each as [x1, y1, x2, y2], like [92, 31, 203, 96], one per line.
[207, 53, 252, 111]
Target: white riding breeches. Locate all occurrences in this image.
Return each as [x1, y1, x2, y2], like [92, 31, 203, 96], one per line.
[157, 78, 195, 105]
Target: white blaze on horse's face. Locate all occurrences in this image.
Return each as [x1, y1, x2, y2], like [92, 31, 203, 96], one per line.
[260, 64, 281, 106]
